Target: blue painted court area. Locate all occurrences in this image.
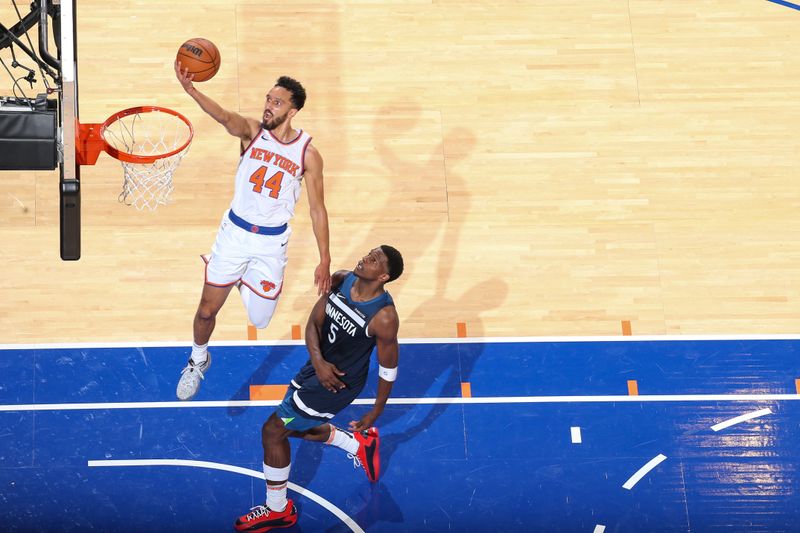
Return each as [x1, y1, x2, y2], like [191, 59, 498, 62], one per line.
[767, 0, 800, 12]
[1, 337, 799, 532]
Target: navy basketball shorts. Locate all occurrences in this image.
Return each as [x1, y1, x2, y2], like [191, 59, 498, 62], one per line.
[275, 387, 331, 432]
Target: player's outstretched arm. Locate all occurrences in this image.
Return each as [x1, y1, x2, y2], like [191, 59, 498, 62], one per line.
[304, 144, 331, 295]
[174, 60, 259, 144]
[349, 306, 400, 432]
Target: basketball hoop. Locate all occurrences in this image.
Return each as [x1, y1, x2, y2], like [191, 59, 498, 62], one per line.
[76, 106, 193, 211]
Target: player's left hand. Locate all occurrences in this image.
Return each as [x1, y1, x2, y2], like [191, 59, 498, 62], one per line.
[349, 410, 379, 432]
[314, 261, 331, 295]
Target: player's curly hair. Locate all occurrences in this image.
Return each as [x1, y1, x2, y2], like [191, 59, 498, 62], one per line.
[275, 76, 306, 110]
[380, 245, 404, 283]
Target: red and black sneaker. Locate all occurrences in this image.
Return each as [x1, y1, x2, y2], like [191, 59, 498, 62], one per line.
[351, 427, 380, 482]
[234, 500, 298, 532]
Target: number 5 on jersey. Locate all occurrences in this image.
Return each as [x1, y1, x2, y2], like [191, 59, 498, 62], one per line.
[249, 166, 284, 199]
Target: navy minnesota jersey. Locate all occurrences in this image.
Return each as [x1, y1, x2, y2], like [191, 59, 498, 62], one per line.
[288, 272, 394, 423]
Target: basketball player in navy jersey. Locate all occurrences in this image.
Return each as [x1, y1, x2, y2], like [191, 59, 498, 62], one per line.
[234, 245, 403, 532]
[173, 63, 331, 401]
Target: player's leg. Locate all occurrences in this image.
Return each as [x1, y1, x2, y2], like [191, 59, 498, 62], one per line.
[239, 232, 288, 328]
[234, 412, 298, 532]
[322, 424, 381, 482]
[237, 285, 279, 329]
[277, 389, 382, 482]
[286, 421, 380, 482]
[261, 413, 293, 512]
[177, 283, 234, 401]
[178, 214, 248, 400]
[194, 283, 234, 347]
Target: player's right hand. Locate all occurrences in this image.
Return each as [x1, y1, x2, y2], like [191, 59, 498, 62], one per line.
[174, 60, 195, 92]
[313, 360, 346, 393]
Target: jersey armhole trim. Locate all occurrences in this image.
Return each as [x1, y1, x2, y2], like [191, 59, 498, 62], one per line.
[298, 135, 313, 177]
[240, 128, 263, 156]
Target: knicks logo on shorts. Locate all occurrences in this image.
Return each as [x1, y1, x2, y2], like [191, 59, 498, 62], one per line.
[260, 280, 277, 293]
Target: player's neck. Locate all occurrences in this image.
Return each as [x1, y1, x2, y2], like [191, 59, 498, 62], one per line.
[350, 278, 384, 302]
[268, 122, 297, 143]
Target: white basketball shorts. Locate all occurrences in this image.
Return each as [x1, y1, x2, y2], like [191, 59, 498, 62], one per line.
[204, 210, 291, 300]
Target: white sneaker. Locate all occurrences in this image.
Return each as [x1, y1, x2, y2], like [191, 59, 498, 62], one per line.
[176, 353, 212, 401]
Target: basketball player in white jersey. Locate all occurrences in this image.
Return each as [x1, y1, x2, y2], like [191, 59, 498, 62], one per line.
[174, 63, 331, 400]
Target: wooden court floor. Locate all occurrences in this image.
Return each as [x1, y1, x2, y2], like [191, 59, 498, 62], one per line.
[1, 0, 799, 343]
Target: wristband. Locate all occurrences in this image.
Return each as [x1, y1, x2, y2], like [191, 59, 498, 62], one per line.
[378, 365, 397, 382]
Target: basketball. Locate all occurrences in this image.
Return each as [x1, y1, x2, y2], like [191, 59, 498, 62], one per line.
[176, 38, 220, 82]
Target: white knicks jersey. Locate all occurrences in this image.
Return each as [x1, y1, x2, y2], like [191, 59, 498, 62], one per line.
[230, 128, 313, 227]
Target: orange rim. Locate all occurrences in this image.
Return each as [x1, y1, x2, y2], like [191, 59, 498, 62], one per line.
[100, 106, 194, 164]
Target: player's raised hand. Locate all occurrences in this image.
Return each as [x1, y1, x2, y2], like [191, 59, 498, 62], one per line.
[313, 359, 345, 393]
[174, 60, 195, 93]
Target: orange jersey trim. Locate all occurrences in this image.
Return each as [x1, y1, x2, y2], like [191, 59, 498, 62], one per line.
[298, 135, 313, 177]
[240, 129, 263, 156]
[202, 255, 240, 287]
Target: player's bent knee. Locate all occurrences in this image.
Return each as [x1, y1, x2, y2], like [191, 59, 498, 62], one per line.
[240, 287, 278, 328]
[261, 416, 288, 445]
[248, 309, 274, 329]
[195, 305, 218, 322]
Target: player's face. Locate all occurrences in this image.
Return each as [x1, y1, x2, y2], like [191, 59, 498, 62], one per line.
[261, 87, 295, 130]
[355, 248, 390, 282]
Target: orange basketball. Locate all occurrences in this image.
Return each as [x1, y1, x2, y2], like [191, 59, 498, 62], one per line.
[176, 38, 220, 82]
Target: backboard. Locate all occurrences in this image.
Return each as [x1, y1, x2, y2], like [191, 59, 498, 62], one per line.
[59, 0, 80, 260]
[0, 0, 80, 259]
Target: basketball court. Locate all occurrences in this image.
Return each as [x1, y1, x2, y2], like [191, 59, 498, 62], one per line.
[2, 0, 800, 531]
[1, 337, 799, 531]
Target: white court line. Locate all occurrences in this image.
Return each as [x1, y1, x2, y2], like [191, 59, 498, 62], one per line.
[593, 525, 606, 533]
[0, 394, 797, 412]
[711, 408, 773, 432]
[2, 332, 800, 349]
[622, 454, 667, 490]
[571, 427, 582, 444]
[88, 459, 364, 533]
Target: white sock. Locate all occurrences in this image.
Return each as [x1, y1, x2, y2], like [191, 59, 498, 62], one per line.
[264, 463, 291, 512]
[326, 425, 359, 455]
[190, 342, 208, 365]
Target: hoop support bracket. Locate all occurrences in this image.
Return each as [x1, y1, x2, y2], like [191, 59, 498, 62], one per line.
[76, 120, 105, 166]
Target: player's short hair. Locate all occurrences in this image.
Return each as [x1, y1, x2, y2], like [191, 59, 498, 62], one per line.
[275, 76, 306, 111]
[380, 245, 404, 283]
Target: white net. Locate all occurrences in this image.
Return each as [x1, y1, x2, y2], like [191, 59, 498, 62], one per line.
[102, 108, 192, 211]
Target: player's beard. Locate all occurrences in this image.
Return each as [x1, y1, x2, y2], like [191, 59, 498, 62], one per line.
[262, 112, 288, 131]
